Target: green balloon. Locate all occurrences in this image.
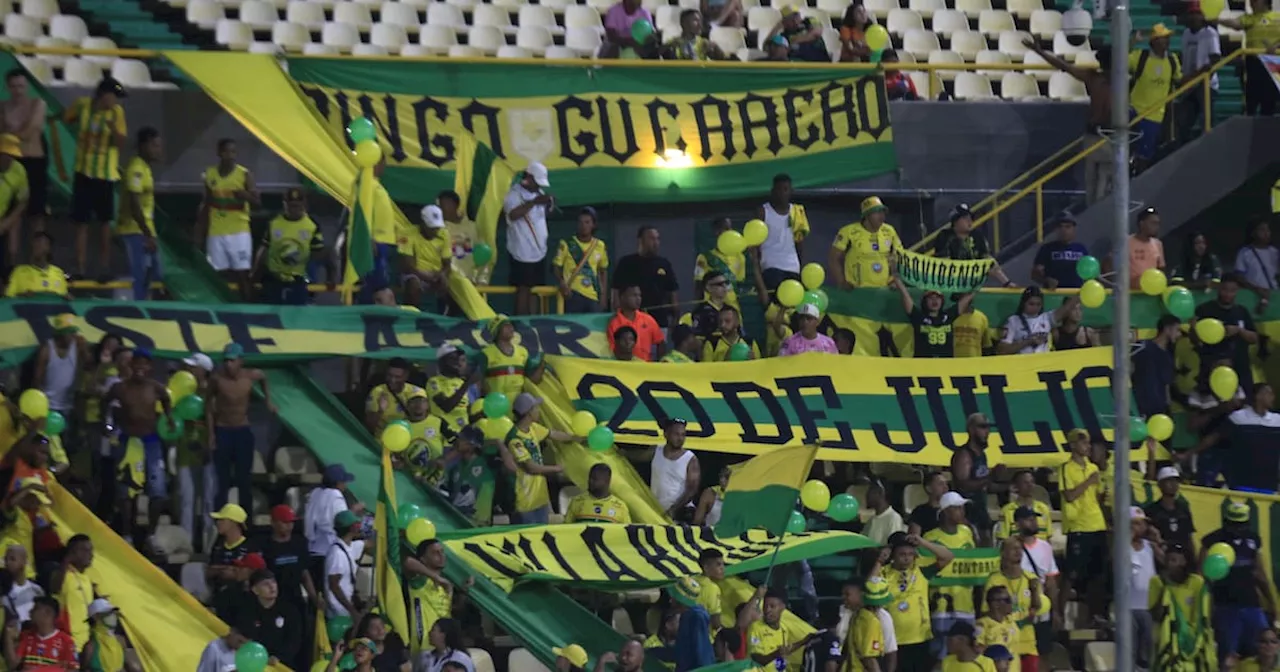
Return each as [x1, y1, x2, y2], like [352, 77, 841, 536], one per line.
[785, 511, 806, 534]
[235, 641, 269, 672]
[347, 117, 376, 144]
[1075, 255, 1101, 281]
[1203, 553, 1231, 581]
[175, 394, 205, 421]
[44, 411, 66, 436]
[727, 341, 751, 361]
[1166, 287, 1195, 319]
[803, 290, 829, 313]
[587, 425, 614, 452]
[826, 493, 860, 522]
[1129, 417, 1149, 442]
[338, 652, 357, 670]
[472, 242, 494, 266]
[157, 415, 185, 442]
[869, 49, 884, 64]
[327, 614, 353, 644]
[398, 503, 424, 529]
[630, 17, 654, 44]
[484, 392, 510, 419]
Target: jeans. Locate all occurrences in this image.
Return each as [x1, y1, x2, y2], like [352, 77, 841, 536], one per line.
[1132, 608, 1153, 669]
[213, 426, 255, 512]
[512, 505, 549, 524]
[121, 234, 162, 300]
[178, 462, 217, 541]
[1214, 605, 1270, 658]
[564, 292, 599, 314]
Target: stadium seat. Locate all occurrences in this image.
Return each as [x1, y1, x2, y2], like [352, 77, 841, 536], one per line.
[1000, 71, 1042, 99]
[473, 4, 515, 33]
[249, 40, 280, 53]
[901, 28, 939, 59]
[1005, 0, 1040, 19]
[515, 25, 552, 53]
[492, 0, 524, 9]
[302, 42, 338, 54]
[864, 0, 899, 19]
[545, 45, 584, 58]
[1052, 30, 1089, 60]
[1048, 70, 1087, 100]
[518, 5, 562, 35]
[186, 0, 226, 28]
[1022, 48, 1053, 80]
[709, 25, 746, 53]
[564, 26, 601, 55]
[886, 8, 924, 35]
[380, 2, 422, 31]
[508, 649, 552, 672]
[930, 9, 968, 38]
[468, 649, 496, 672]
[902, 483, 927, 512]
[240, 0, 280, 29]
[20, 0, 58, 23]
[953, 71, 994, 99]
[1085, 642, 1116, 672]
[32, 36, 70, 67]
[949, 30, 986, 59]
[976, 9, 1013, 37]
[426, 2, 466, 29]
[996, 29, 1033, 57]
[909, 69, 943, 97]
[974, 48, 1010, 75]
[564, 5, 603, 30]
[321, 21, 360, 51]
[180, 562, 211, 603]
[641, 0, 667, 13]
[655, 5, 682, 33]
[496, 44, 533, 57]
[271, 20, 311, 50]
[49, 14, 88, 43]
[1075, 49, 1099, 68]
[399, 43, 431, 55]
[953, 0, 991, 18]
[817, 0, 850, 17]
[17, 56, 52, 84]
[418, 24, 458, 52]
[370, 23, 408, 50]
[801, 7, 830, 28]
[446, 44, 483, 56]
[907, 0, 943, 19]
[585, 0, 615, 11]
[446, 0, 479, 8]
[332, 1, 373, 29]
[1029, 9, 1061, 39]
[111, 59, 154, 87]
[927, 48, 963, 79]
[81, 36, 119, 65]
[467, 25, 506, 53]
[3, 14, 43, 44]
[747, 6, 781, 35]
[821, 27, 839, 60]
[352, 43, 388, 55]
[285, 0, 326, 28]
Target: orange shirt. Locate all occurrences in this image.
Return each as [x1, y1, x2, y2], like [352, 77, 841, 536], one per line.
[1129, 235, 1165, 288]
[606, 310, 665, 361]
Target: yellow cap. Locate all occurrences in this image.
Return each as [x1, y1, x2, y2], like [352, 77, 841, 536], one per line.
[1226, 500, 1251, 523]
[210, 503, 248, 524]
[1066, 428, 1090, 443]
[1149, 23, 1173, 39]
[407, 387, 428, 401]
[51, 313, 78, 334]
[552, 645, 589, 668]
[861, 196, 886, 217]
[779, 4, 798, 16]
[0, 134, 21, 159]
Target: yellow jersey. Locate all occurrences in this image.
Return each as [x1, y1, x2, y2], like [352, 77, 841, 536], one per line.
[0, 510, 34, 579]
[764, 303, 795, 357]
[204, 164, 251, 236]
[426, 375, 469, 433]
[1242, 11, 1280, 49]
[262, 213, 324, 281]
[694, 574, 723, 621]
[882, 565, 932, 645]
[5, 263, 68, 298]
[953, 309, 992, 358]
[407, 576, 451, 652]
[371, 180, 400, 246]
[843, 608, 884, 672]
[480, 342, 528, 400]
[399, 226, 450, 274]
[444, 216, 487, 284]
[0, 394, 17, 457]
[0, 159, 28, 217]
[999, 500, 1053, 540]
[924, 525, 977, 614]
[833, 222, 902, 288]
[1059, 458, 1107, 533]
[60, 566, 96, 650]
[693, 249, 747, 309]
[701, 334, 762, 362]
[116, 156, 154, 236]
[365, 383, 427, 428]
[404, 415, 447, 485]
[66, 97, 125, 181]
[941, 655, 997, 672]
[976, 615, 1021, 672]
[1235, 657, 1279, 672]
[983, 570, 1045, 656]
[747, 620, 788, 669]
[507, 422, 551, 513]
[1127, 50, 1182, 123]
[552, 236, 608, 302]
[643, 634, 677, 670]
[564, 493, 631, 523]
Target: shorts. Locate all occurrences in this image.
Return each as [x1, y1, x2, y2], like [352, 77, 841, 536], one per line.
[207, 232, 254, 271]
[17, 157, 48, 217]
[1129, 110, 1161, 161]
[72, 173, 116, 224]
[1065, 530, 1108, 593]
[1214, 605, 1270, 658]
[116, 432, 166, 499]
[761, 268, 800, 294]
[508, 253, 545, 288]
[359, 242, 397, 301]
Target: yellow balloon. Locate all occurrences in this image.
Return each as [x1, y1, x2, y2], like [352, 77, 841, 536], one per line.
[353, 139, 382, 169]
[18, 389, 48, 419]
[1147, 413, 1174, 442]
[717, 230, 746, 256]
[1079, 279, 1106, 308]
[1195, 317, 1225, 345]
[570, 410, 597, 437]
[479, 416, 514, 441]
[777, 279, 805, 307]
[1207, 541, 1236, 566]
[406, 517, 437, 546]
[800, 480, 831, 512]
[743, 219, 768, 247]
[865, 23, 889, 51]
[1139, 268, 1168, 296]
[800, 263, 825, 290]
[1210, 365, 1239, 401]
[169, 370, 198, 401]
[1200, 0, 1224, 19]
[381, 423, 411, 453]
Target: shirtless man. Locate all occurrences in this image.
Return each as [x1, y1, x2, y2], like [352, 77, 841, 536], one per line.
[207, 342, 276, 513]
[103, 348, 173, 539]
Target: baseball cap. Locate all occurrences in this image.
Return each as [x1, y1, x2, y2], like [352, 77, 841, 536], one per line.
[1013, 506, 1041, 521]
[949, 203, 974, 223]
[270, 504, 297, 523]
[966, 412, 991, 428]
[210, 503, 248, 524]
[767, 34, 789, 48]
[1150, 22, 1173, 38]
[408, 387, 429, 401]
[437, 343, 460, 361]
[552, 644, 589, 668]
[223, 342, 245, 360]
[939, 491, 970, 512]
[860, 196, 887, 217]
[86, 598, 117, 620]
[1067, 428, 1090, 442]
[666, 576, 702, 608]
[334, 509, 361, 532]
[183, 353, 214, 372]
[324, 463, 355, 483]
[0, 134, 22, 159]
[284, 187, 305, 202]
[525, 162, 550, 188]
[797, 303, 821, 319]
[420, 204, 445, 229]
[985, 645, 1014, 662]
[457, 425, 484, 446]
[52, 313, 78, 334]
[947, 621, 977, 639]
[1130, 506, 1147, 520]
[95, 75, 127, 99]
[1157, 466, 1181, 481]
[513, 392, 542, 416]
[233, 553, 267, 571]
[1226, 500, 1251, 522]
[779, 5, 798, 16]
[350, 637, 380, 654]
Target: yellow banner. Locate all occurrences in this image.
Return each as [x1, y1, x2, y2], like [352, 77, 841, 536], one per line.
[550, 349, 1144, 464]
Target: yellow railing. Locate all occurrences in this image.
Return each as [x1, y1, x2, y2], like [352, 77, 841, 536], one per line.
[917, 47, 1258, 255]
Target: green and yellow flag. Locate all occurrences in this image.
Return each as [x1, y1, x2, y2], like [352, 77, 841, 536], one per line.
[344, 167, 376, 290]
[453, 131, 517, 253]
[714, 444, 818, 538]
[374, 446, 409, 639]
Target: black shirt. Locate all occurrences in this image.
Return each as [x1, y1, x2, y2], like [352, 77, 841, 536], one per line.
[1143, 498, 1195, 547]
[687, 300, 723, 340]
[802, 630, 843, 672]
[1223, 410, 1280, 492]
[911, 306, 959, 358]
[1131, 339, 1175, 415]
[933, 230, 992, 261]
[245, 598, 303, 669]
[1032, 241, 1089, 288]
[612, 253, 679, 328]
[373, 634, 410, 672]
[1202, 526, 1263, 608]
[261, 533, 311, 608]
[908, 503, 941, 535]
[1194, 301, 1254, 375]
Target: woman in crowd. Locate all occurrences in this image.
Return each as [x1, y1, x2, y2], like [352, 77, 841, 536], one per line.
[1051, 297, 1100, 350]
[1171, 232, 1223, 290]
[998, 288, 1079, 355]
[415, 618, 474, 672]
[693, 467, 729, 527]
[1238, 629, 1280, 672]
[838, 3, 871, 62]
[356, 612, 409, 672]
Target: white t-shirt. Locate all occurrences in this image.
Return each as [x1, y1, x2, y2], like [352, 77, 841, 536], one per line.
[1019, 536, 1059, 623]
[503, 185, 549, 263]
[1236, 244, 1280, 291]
[862, 507, 906, 546]
[1001, 312, 1054, 354]
[1130, 539, 1157, 610]
[1181, 26, 1221, 90]
[305, 487, 348, 557]
[759, 202, 800, 273]
[196, 637, 238, 672]
[4, 579, 44, 623]
[324, 538, 366, 616]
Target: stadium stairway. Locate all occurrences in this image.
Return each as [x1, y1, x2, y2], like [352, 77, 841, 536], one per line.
[62, 0, 200, 85]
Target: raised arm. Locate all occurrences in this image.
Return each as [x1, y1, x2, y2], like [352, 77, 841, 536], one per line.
[1024, 38, 1092, 81]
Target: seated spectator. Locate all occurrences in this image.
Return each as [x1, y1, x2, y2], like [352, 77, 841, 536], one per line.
[834, 328, 856, 355]
[975, 586, 1021, 666]
[330, 637, 379, 672]
[766, 7, 829, 62]
[400, 204, 451, 310]
[242, 570, 302, 670]
[1235, 217, 1278, 306]
[416, 618, 474, 672]
[5, 233, 66, 298]
[681, 271, 730, 341]
[662, 10, 725, 60]
[197, 621, 248, 672]
[611, 326, 638, 361]
[838, 4, 871, 62]
[702, 307, 760, 361]
[860, 481, 905, 545]
[700, 0, 742, 29]
[907, 472, 948, 536]
[1170, 231, 1222, 289]
[1238, 629, 1280, 672]
[997, 288, 1078, 355]
[1031, 217, 1087, 289]
[778, 304, 837, 355]
[882, 51, 920, 100]
[941, 622, 994, 672]
[15, 596, 78, 669]
[759, 35, 790, 61]
[661, 325, 700, 363]
[364, 358, 425, 435]
[565, 464, 631, 524]
[1051, 298, 1100, 350]
[693, 466, 729, 526]
[952, 297, 992, 357]
[601, 0, 656, 59]
[356, 612, 409, 672]
[644, 610, 679, 660]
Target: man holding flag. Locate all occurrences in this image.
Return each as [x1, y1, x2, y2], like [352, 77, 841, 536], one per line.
[346, 154, 403, 305]
[372, 437, 409, 651]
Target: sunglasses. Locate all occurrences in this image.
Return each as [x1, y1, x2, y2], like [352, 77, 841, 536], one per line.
[989, 597, 1012, 604]
[707, 281, 728, 288]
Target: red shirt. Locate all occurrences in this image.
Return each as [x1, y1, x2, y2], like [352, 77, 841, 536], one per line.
[17, 629, 79, 669]
[606, 310, 665, 361]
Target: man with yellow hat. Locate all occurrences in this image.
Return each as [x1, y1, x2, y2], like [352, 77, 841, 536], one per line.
[0, 133, 29, 277]
[764, 6, 830, 62]
[830, 196, 903, 290]
[475, 315, 529, 400]
[553, 643, 590, 671]
[1128, 23, 1182, 172]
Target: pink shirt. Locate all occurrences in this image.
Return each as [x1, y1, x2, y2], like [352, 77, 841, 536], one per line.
[1128, 235, 1165, 288]
[604, 2, 652, 39]
[778, 332, 838, 356]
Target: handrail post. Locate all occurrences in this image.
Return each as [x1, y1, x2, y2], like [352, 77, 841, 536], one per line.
[1035, 185, 1044, 243]
[1203, 73, 1213, 133]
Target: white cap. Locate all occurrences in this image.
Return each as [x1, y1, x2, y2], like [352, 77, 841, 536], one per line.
[796, 303, 821, 319]
[437, 343, 459, 361]
[182, 353, 214, 372]
[87, 598, 117, 619]
[1157, 466, 1181, 481]
[526, 161, 550, 187]
[420, 204, 445, 229]
[1130, 506, 1147, 520]
[939, 491, 970, 511]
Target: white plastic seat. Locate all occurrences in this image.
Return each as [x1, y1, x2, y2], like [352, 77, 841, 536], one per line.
[816, 0, 849, 16]
[80, 36, 119, 65]
[1022, 47, 1053, 80]
[1000, 71, 1041, 99]
[48, 14, 88, 42]
[469, 649, 496, 672]
[332, 1, 373, 28]
[655, 5, 682, 32]
[886, 8, 924, 35]
[467, 25, 505, 53]
[746, 6, 780, 37]
[496, 44, 533, 57]
[901, 27, 939, 58]
[709, 25, 746, 53]
[640, 0, 666, 12]
[249, 40, 281, 53]
[110, 59, 153, 87]
[927, 48, 963, 79]
[564, 26, 601, 55]
[418, 24, 458, 51]
[320, 21, 360, 50]
[215, 19, 254, 49]
[239, 0, 280, 29]
[491, 0, 524, 9]
[953, 72, 994, 99]
[518, 5, 561, 34]
[996, 29, 1033, 56]
[977, 9, 1013, 36]
[1075, 49, 1099, 67]
[514, 25, 552, 53]
[186, 0, 225, 28]
[302, 42, 338, 54]
[380, 2, 422, 31]
[540, 0, 575, 12]
[949, 29, 986, 59]
[930, 9, 967, 37]
[1048, 70, 1087, 100]
[370, 23, 407, 50]
[801, 7, 830, 28]
[33, 36, 70, 67]
[20, 0, 58, 22]
[352, 43, 388, 55]
[1084, 642, 1116, 672]
[584, 0, 615, 11]
[953, 0, 991, 18]
[399, 43, 430, 55]
[544, 44, 583, 58]
[508, 649, 552, 672]
[974, 48, 1010, 75]
[426, 3, 466, 28]
[272, 20, 311, 50]
[564, 5, 603, 30]
[445, 44, 482, 56]
[1029, 9, 1061, 39]
[1005, 0, 1040, 19]
[865, 0, 898, 19]
[907, 0, 942, 18]
[473, 4, 515, 32]
[445, 0, 478, 8]
[17, 56, 52, 85]
[820, 26, 840, 60]
[61, 58, 102, 87]
[3, 14, 42, 43]
[1052, 30, 1088, 60]
[285, 0, 326, 27]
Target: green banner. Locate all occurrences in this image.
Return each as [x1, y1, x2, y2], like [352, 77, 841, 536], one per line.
[285, 58, 897, 205]
[896, 249, 995, 295]
[920, 548, 1002, 586]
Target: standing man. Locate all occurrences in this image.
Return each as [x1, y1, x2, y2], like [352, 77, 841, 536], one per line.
[612, 227, 678, 331]
[400, 204, 451, 309]
[243, 569, 303, 670]
[49, 533, 95, 652]
[754, 174, 809, 295]
[503, 162, 553, 315]
[650, 418, 700, 521]
[607, 285, 665, 361]
[1178, 3, 1221, 141]
[437, 189, 488, 290]
[1, 69, 48, 252]
[1192, 273, 1257, 393]
[1202, 501, 1277, 667]
[208, 343, 276, 513]
[951, 413, 1002, 546]
[499, 393, 577, 524]
[428, 345, 478, 436]
[1132, 314, 1182, 476]
[200, 138, 260, 302]
[1060, 428, 1109, 624]
[1127, 25, 1182, 173]
[63, 76, 127, 281]
[116, 127, 163, 301]
[254, 187, 329, 305]
[1128, 207, 1165, 290]
[830, 196, 901, 289]
[34, 314, 89, 442]
[104, 348, 174, 537]
[931, 204, 1014, 286]
[476, 316, 528, 401]
[553, 207, 609, 314]
[0, 133, 28, 278]
[260, 504, 318, 644]
[1143, 467, 1195, 551]
[1023, 39, 1113, 204]
[1031, 217, 1088, 289]
[324, 510, 366, 619]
